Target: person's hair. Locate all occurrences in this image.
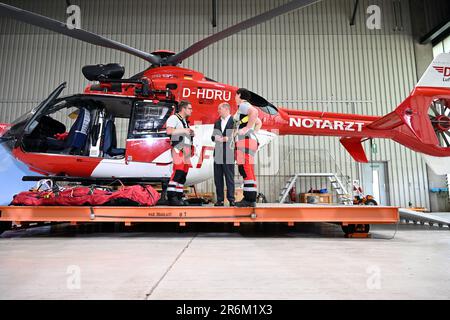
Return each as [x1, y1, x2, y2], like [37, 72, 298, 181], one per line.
[218, 102, 230, 110]
[236, 88, 251, 101]
[177, 100, 191, 112]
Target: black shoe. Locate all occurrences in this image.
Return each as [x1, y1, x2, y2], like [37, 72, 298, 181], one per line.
[168, 197, 186, 206]
[235, 200, 256, 207]
[214, 201, 224, 207]
[178, 194, 190, 206]
[229, 201, 236, 207]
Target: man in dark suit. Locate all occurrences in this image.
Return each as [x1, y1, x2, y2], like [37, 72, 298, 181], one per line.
[211, 102, 235, 206]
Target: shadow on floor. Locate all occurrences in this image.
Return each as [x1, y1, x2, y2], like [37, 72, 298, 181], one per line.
[0, 221, 346, 238]
[2, 220, 448, 240]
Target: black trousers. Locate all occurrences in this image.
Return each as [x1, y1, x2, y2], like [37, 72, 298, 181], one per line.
[214, 163, 235, 202]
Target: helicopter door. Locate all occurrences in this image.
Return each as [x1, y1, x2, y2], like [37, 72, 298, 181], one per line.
[4, 82, 67, 145]
[22, 83, 67, 137]
[125, 101, 174, 163]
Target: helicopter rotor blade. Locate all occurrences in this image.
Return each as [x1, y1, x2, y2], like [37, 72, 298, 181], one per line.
[0, 2, 161, 65]
[430, 102, 440, 117]
[440, 132, 450, 147]
[167, 0, 321, 65]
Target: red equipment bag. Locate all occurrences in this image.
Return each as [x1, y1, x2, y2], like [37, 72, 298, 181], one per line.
[10, 185, 161, 206]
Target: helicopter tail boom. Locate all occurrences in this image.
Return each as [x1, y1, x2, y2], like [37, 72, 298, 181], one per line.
[273, 53, 450, 173]
[345, 53, 450, 173]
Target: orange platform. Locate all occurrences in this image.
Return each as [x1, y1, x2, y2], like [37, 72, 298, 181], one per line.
[0, 203, 399, 228]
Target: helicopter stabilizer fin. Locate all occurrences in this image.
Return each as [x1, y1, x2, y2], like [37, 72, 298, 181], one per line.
[340, 137, 368, 163]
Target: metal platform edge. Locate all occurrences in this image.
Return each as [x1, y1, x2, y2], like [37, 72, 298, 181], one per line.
[0, 204, 399, 225]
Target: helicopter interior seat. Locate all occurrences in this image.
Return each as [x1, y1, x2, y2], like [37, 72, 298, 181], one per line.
[21, 116, 66, 153]
[46, 107, 91, 155]
[102, 118, 125, 157]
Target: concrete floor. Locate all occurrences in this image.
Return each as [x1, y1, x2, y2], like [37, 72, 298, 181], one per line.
[0, 221, 449, 300]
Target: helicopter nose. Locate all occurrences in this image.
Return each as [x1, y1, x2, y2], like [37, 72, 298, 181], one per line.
[0, 123, 11, 137]
[0, 127, 17, 151]
[0, 137, 16, 151]
[0, 139, 36, 205]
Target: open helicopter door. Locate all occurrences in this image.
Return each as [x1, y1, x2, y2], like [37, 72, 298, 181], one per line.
[1, 82, 67, 149]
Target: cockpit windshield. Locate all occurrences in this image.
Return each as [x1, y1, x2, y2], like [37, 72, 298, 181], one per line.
[247, 91, 278, 115]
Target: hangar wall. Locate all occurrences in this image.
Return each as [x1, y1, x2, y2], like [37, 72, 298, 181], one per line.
[0, 0, 432, 208]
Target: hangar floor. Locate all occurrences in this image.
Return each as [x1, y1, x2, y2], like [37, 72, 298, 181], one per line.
[0, 219, 449, 300]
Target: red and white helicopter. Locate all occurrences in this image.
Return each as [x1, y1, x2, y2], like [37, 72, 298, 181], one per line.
[0, 0, 450, 189]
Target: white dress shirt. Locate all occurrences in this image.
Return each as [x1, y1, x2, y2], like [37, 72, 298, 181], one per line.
[221, 115, 231, 133]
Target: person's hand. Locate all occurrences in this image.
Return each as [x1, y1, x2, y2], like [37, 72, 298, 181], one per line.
[222, 136, 229, 142]
[238, 127, 248, 136]
[215, 135, 223, 142]
[186, 128, 195, 136]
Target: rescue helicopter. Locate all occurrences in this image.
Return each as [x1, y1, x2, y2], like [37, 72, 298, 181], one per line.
[0, 0, 450, 190]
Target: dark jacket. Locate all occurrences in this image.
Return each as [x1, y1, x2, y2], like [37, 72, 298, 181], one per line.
[211, 116, 234, 163]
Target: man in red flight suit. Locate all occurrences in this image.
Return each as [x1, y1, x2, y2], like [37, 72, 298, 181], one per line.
[166, 100, 195, 206]
[233, 88, 259, 207]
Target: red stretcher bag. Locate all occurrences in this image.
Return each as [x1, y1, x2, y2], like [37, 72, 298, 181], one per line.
[10, 184, 161, 206]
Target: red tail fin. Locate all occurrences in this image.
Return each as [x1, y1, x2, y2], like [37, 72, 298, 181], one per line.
[340, 137, 368, 162]
[367, 52, 450, 150]
[341, 53, 450, 168]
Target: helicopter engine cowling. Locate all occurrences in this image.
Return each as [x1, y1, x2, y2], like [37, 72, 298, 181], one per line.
[82, 63, 125, 81]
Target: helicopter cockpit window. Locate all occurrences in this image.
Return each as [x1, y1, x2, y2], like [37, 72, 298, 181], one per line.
[266, 105, 278, 115]
[247, 90, 278, 115]
[130, 101, 173, 137]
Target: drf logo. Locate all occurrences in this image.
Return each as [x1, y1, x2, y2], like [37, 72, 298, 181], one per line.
[182, 88, 232, 101]
[433, 66, 450, 80]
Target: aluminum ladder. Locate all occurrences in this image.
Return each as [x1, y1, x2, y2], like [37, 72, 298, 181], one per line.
[278, 173, 352, 205]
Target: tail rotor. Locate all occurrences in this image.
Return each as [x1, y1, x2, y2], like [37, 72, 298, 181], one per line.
[428, 99, 450, 148]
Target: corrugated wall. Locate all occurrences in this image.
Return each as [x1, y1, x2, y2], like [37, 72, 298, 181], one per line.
[0, 0, 430, 208]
